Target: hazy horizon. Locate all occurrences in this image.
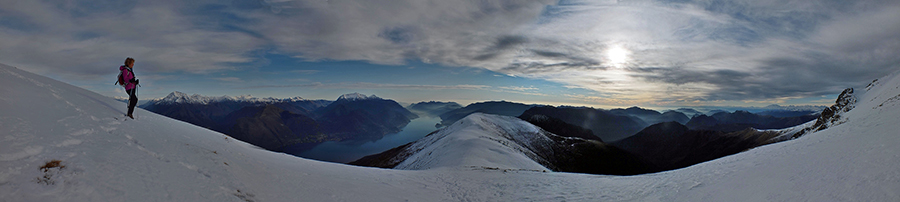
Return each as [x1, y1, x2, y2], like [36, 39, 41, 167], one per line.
[129, 90, 829, 114]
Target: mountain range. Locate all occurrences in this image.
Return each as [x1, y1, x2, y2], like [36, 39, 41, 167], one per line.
[407, 101, 462, 117]
[609, 106, 691, 125]
[685, 110, 818, 132]
[669, 105, 825, 117]
[141, 89, 824, 167]
[313, 93, 419, 141]
[140, 91, 331, 131]
[354, 112, 787, 175]
[517, 106, 647, 142]
[224, 105, 325, 151]
[351, 113, 655, 175]
[451, 103, 819, 143]
[437, 101, 540, 127]
[3, 62, 899, 201]
[140, 89, 821, 172]
[610, 122, 780, 171]
[351, 75, 895, 179]
[141, 91, 416, 152]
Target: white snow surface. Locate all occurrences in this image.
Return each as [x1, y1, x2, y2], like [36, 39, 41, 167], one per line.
[2, 62, 900, 201]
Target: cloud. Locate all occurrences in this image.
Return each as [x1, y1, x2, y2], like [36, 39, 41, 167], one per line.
[808, 2, 900, 70]
[497, 86, 539, 92]
[485, 0, 900, 105]
[0, 1, 264, 79]
[0, 0, 549, 75]
[235, 0, 555, 66]
[240, 82, 488, 90]
[213, 77, 243, 82]
[2, 0, 897, 106]
[238, 81, 548, 97]
[290, 70, 320, 74]
[237, 82, 326, 89]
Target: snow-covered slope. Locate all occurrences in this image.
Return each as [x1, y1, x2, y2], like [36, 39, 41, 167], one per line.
[394, 113, 554, 171]
[0, 64, 436, 201]
[665, 71, 900, 201]
[2, 62, 899, 201]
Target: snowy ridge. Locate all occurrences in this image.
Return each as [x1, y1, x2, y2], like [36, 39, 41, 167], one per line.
[150, 91, 306, 105]
[337, 92, 380, 101]
[2, 62, 900, 201]
[394, 113, 554, 171]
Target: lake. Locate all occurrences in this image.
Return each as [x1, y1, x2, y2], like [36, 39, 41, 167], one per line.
[291, 116, 443, 163]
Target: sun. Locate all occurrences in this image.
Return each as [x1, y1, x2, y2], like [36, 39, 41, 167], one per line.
[606, 45, 630, 68]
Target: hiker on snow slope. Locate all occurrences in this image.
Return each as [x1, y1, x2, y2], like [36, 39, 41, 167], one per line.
[119, 57, 139, 119]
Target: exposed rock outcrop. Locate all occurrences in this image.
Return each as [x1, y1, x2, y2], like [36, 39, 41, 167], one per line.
[787, 88, 857, 139]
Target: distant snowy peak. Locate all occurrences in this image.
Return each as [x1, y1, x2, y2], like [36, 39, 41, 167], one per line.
[337, 92, 381, 101]
[159, 91, 220, 104]
[152, 91, 305, 105]
[761, 104, 827, 112]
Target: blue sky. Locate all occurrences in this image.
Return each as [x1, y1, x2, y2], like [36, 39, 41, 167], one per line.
[1, 0, 898, 109]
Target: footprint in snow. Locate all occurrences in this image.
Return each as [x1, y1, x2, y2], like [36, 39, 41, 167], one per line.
[69, 128, 93, 136]
[55, 139, 83, 147]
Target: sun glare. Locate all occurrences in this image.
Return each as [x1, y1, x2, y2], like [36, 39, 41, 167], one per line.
[606, 45, 629, 68]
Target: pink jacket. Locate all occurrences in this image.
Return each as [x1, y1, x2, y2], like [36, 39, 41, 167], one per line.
[119, 65, 136, 90]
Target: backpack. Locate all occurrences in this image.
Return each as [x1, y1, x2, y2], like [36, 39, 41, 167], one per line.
[116, 72, 126, 87]
[115, 66, 133, 87]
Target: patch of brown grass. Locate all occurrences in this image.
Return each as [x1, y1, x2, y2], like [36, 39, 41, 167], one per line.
[36, 160, 66, 185]
[40, 160, 65, 171]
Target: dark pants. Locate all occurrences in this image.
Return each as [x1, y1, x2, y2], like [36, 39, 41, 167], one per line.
[126, 88, 137, 115]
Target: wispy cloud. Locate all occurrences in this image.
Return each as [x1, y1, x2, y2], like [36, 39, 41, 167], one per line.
[237, 82, 327, 89]
[1, 0, 897, 106]
[213, 77, 243, 82]
[497, 86, 539, 92]
[290, 70, 321, 74]
[238, 82, 487, 90]
[238, 82, 548, 97]
[0, 1, 264, 79]
[486, 0, 900, 105]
